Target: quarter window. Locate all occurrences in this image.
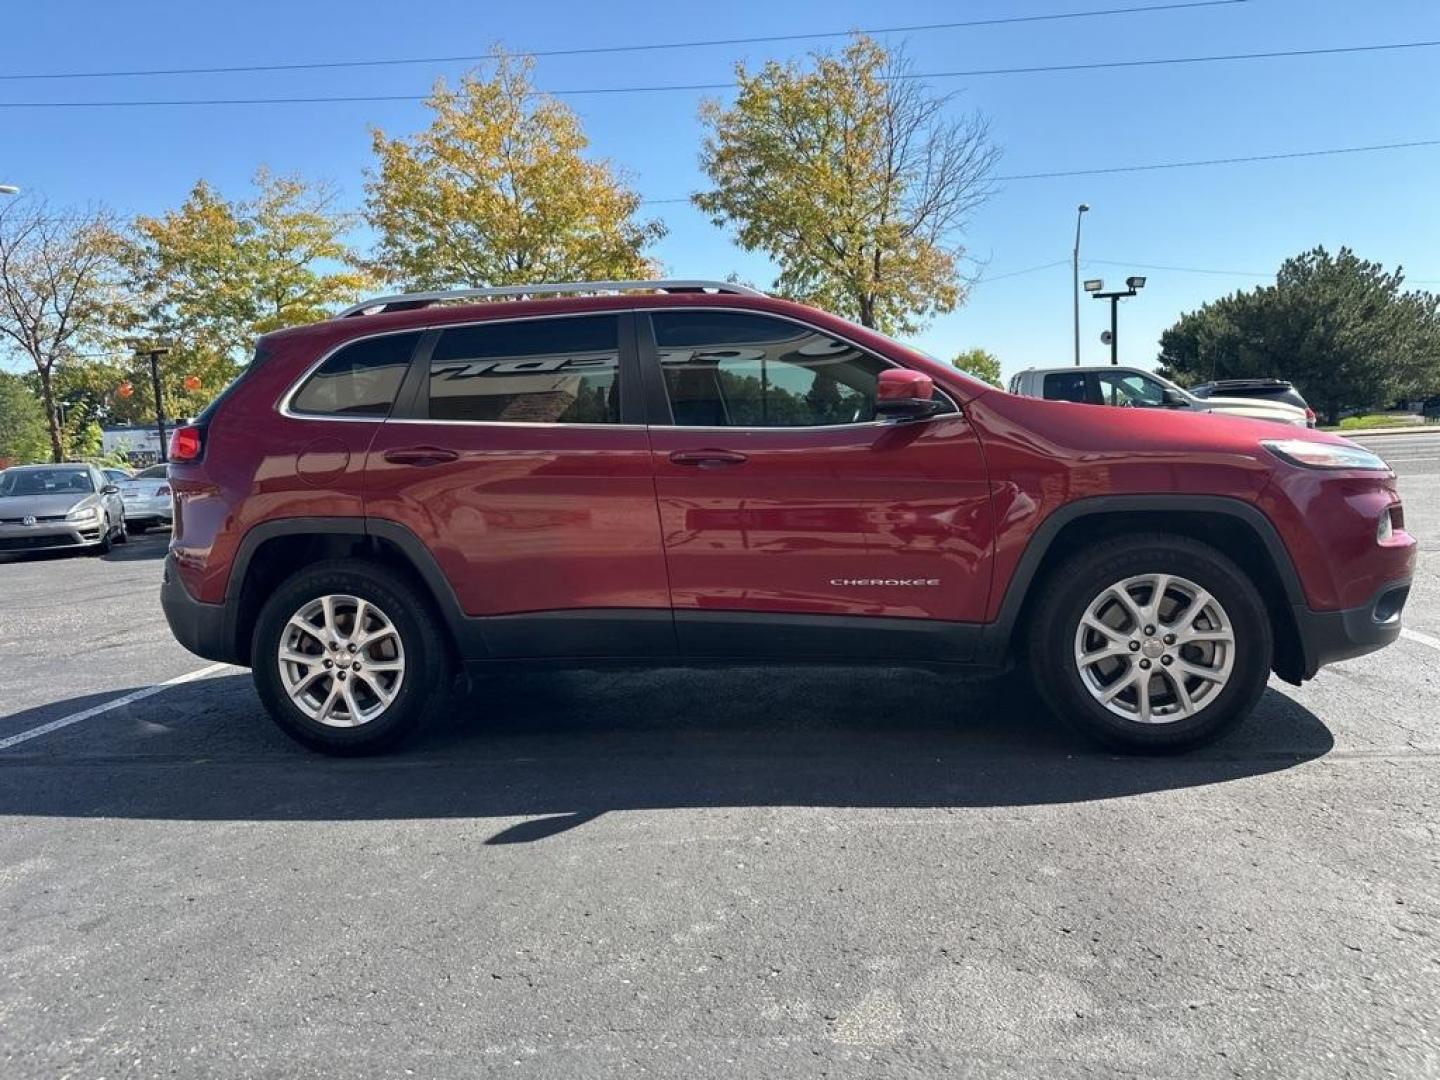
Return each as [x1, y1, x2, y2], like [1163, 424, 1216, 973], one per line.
[1042, 371, 1091, 404]
[428, 315, 622, 424]
[290, 332, 421, 417]
[651, 311, 911, 428]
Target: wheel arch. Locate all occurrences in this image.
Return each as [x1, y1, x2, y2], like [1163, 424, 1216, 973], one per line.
[225, 517, 479, 667]
[985, 496, 1308, 684]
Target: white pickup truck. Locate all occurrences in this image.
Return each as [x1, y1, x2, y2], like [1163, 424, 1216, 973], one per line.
[1007, 365, 1309, 426]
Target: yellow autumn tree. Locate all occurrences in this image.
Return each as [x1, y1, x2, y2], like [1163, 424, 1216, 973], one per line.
[696, 35, 999, 335]
[365, 51, 665, 290]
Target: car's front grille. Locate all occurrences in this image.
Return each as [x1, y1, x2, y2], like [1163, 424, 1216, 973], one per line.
[0, 534, 80, 552]
[0, 515, 66, 525]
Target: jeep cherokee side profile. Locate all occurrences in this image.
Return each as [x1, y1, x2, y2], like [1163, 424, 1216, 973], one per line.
[159, 280, 1415, 755]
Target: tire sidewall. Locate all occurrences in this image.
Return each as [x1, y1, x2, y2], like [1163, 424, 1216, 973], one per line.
[251, 563, 441, 754]
[1037, 540, 1272, 751]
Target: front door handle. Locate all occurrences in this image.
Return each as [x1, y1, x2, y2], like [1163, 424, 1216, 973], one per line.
[668, 449, 748, 469]
[383, 446, 459, 467]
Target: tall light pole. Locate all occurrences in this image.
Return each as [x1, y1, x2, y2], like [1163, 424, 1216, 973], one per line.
[1072, 203, 1089, 366]
[137, 344, 172, 462]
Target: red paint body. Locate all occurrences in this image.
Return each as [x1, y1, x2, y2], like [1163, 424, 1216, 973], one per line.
[167, 293, 1415, 660]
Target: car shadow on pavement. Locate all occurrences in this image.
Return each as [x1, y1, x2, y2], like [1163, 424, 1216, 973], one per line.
[0, 669, 1334, 843]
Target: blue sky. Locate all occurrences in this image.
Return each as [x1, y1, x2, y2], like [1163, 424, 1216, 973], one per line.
[2, 0, 1438, 382]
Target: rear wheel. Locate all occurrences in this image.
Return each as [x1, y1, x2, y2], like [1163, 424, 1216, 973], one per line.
[251, 560, 447, 755]
[1027, 534, 1272, 752]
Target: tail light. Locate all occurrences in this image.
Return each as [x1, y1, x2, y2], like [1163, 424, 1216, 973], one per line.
[169, 424, 204, 463]
[1304, 407, 1317, 427]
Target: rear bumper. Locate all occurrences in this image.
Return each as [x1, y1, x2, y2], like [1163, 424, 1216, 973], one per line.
[161, 553, 242, 664]
[1292, 578, 1411, 679]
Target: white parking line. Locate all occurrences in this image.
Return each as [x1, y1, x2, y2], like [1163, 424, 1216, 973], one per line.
[0, 663, 234, 752]
[1401, 627, 1440, 652]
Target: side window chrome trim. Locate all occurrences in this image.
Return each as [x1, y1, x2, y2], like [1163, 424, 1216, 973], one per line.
[278, 325, 426, 422]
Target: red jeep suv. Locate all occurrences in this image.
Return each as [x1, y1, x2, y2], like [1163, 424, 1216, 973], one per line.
[159, 280, 1415, 755]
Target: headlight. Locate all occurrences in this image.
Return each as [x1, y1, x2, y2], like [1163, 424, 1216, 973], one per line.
[1261, 439, 1389, 471]
[65, 505, 100, 522]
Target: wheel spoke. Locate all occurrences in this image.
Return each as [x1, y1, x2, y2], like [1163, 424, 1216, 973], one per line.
[338, 679, 362, 725]
[356, 624, 397, 649]
[1101, 667, 1137, 703]
[1080, 641, 1130, 665]
[279, 647, 319, 666]
[1164, 669, 1196, 716]
[321, 595, 340, 640]
[1145, 574, 1171, 624]
[361, 659, 403, 673]
[290, 667, 328, 698]
[286, 616, 323, 646]
[355, 671, 395, 707]
[1174, 658, 1225, 685]
[315, 680, 343, 724]
[350, 599, 369, 642]
[1134, 672, 1153, 722]
[1081, 615, 1126, 644]
[1107, 585, 1145, 629]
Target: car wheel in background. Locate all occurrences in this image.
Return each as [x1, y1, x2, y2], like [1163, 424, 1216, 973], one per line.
[1027, 533, 1272, 753]
[250, 560, 447, 755]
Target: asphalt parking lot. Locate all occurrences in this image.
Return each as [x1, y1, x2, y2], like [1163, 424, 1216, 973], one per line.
[2, 434, 1438, 1079]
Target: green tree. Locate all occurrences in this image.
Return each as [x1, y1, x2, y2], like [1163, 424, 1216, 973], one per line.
[366, 51, 664, 289]
[127, 169, 370, 410]
[0, 198, 129, 462]
[1158, 247, 1440, 424]
[0, 371, 51, 464]
[952, 347, 1002, 387]
[695, 35, 998, 335]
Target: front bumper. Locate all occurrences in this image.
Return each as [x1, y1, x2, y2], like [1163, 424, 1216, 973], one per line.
[160, 553, 241, 664]
[1291, 578, 1411, 680]
[0, 521, 105, 553]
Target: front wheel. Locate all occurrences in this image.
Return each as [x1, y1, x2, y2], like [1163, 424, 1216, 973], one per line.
[251, 560, 447, 755]
[1027, 534, 1273, 753]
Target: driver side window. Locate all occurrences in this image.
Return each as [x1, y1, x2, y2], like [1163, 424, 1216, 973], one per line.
[1096, 371, 1166, 407]
[651, 311, 898, 428]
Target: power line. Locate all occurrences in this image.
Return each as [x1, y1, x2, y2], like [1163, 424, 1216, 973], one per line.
[0, 2, 1247, 82]
[5, 39, 1438, 108]
[639, 137, 1440, 203]
[994, 137, 1440, 180]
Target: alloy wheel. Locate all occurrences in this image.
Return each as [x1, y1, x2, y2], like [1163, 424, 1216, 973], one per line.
[1072, 573, 1235, 725]
[278, 594, 406, 727]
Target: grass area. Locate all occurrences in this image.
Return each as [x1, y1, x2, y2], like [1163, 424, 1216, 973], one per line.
[1332, 414, 1428, 431]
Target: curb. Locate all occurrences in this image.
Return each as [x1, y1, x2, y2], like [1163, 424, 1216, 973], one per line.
[1328, 426, 1438, 438]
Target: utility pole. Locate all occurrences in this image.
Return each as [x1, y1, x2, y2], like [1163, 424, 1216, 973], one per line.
[1072, 203, 1089, 366]
[1085, 277, 1148, 365]
[141, 345, 171, 462]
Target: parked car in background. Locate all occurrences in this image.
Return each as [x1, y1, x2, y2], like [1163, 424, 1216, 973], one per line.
[159, 279, 1412, 757]
[118, 463, 173, 533]
[1008, 365, 1309, 426]
[0, 463, 128, 556]
[1189, 378, 1317, 427]
[102, 466, 134, 485]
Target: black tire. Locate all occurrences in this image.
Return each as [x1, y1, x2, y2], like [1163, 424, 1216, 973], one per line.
[1026, 533, 1272, 753]
[251, 559, 448, 755]
[126, 521, 147, 536]
[114, 519, 129, 544]
[94, 518, 114, 555]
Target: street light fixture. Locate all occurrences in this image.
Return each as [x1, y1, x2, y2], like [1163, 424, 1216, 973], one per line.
[1072, 203, 1090, 366]
[1088, 275, 1148, 365]
[0, 184, 20, 195]
[1083, 279, 1104, 293]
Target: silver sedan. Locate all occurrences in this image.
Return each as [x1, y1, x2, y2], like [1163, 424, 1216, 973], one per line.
[118, 463, 174, 534]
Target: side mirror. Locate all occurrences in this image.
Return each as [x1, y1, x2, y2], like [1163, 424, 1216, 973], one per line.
[1162, 388, 1188, 408]
[875, 369, 947, 420]
[101, 484, 120, 495]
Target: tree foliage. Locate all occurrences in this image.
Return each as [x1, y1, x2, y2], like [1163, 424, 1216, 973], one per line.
[695, 35, 998, 336]
[951, 347, 1002, 387]
[366, 52, 664, 290]
[0, 371, 51, 465]
[0, 198, 128, 461]
[1158, 247, 1440, 424]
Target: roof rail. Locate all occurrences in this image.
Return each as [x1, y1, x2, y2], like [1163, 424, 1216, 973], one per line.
[337, 279, 764, 318]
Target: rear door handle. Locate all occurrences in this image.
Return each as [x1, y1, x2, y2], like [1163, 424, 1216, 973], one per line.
[383, 446, 459, 467]
[668, 449, 748, 469]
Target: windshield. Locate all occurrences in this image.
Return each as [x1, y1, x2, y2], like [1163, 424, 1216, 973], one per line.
[0, 467, 95, 497]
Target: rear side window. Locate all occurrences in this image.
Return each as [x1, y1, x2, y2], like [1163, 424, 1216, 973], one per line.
[428, 315, 621, 424]
[290, 332, 422, 417]
[651, 311, 905, 428]
[1042, 371, 1090, 403]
